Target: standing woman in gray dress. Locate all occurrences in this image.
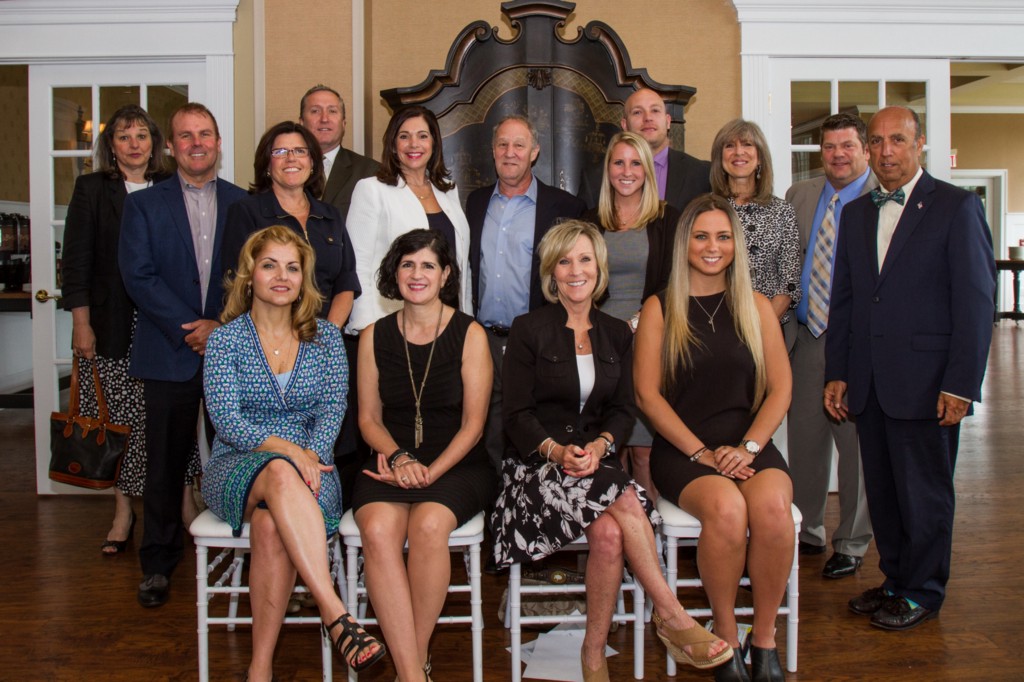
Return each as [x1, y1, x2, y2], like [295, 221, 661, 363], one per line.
[584, 131, 680, 502]
[61, 104, 202, 553]
[710, 120, 801, 339]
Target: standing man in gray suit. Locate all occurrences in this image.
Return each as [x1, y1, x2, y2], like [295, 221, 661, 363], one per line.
[785, 112, 875, 578]
[299, 84, 380, 222]
[299, 84, 379, 506]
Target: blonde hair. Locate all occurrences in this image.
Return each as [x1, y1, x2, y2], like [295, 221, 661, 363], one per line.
[709, 118, 775, 205]
[221, 225, 323, 342]
[538, 220, 609, 304]
[596, 131, 665, 231]
[662, 194, 766, 409]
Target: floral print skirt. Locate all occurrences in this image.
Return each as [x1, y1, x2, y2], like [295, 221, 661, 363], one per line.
[490, 455, 659, 566]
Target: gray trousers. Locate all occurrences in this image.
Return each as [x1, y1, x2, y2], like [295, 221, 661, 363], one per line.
[787, 323, 873, 556]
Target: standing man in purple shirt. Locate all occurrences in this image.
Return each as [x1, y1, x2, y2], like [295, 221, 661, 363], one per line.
[578, 88, 711, 214]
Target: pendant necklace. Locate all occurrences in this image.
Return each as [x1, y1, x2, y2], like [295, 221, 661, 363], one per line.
[402, 303, 444, 448]
[692, 292, 727, 333]
[255, 324, 293, 372]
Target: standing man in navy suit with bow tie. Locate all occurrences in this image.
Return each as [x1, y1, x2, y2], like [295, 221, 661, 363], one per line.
[825, 106, 995, 630]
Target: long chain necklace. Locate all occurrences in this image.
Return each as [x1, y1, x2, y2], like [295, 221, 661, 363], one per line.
[692, 292, 727, 333]
[402, 303, 444, 448]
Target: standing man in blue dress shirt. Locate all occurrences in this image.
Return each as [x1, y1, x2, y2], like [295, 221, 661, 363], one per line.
[466, 115, 585, 487]
[786, 113, 876, 579]
[120, 103, 246, 608]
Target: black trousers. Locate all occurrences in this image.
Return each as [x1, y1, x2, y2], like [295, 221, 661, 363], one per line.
[856, 385, 959, 611]
[335, 333, 365, 512]
[139, 369, 207, 579]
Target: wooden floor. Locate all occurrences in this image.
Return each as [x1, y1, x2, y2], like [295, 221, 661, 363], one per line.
[1, 325, 1022, 681]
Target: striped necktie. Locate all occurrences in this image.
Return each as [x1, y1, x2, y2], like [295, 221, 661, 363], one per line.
[807, 193, 838, 338]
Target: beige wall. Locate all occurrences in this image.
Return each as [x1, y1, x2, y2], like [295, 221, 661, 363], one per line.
[952, 113, 1024, 213]
[233, 0, 256, 188]
[257, 0, 739, 165]
[0, 66, 29, 204]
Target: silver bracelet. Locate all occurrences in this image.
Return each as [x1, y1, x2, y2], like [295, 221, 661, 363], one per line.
[688, 446, 709, 463]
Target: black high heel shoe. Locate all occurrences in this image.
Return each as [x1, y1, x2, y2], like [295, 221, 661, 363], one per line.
[101, 510, 136, 555]
[323, 612, 387, 672]
[750, 645, 784, 682]
[714, 651, 751, 682]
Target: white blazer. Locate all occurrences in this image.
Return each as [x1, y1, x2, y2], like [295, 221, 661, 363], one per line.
[344, 175, 473, 334]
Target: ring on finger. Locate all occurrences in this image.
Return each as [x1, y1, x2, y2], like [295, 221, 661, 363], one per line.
[401, 476, 409, 482]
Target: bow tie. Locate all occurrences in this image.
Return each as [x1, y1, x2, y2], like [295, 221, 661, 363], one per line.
[870, 187, 905, 207]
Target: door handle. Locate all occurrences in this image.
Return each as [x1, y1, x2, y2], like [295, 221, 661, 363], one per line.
[35, 289, 62, 303]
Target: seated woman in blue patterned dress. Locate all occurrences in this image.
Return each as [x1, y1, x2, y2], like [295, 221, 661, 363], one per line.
[491, 220, 733, 681]
[202, 225, 385, 681]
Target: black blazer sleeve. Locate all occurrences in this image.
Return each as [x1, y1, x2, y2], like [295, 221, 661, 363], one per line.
[643, 203, 681, 300]
[221, 195, 259, 278]
[61, 173, 107, 312]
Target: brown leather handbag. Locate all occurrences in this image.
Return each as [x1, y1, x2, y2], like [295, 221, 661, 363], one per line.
[48, 357, 130, 489]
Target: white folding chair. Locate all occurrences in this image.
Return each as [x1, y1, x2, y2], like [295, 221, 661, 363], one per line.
[339, 510, 485, 682]
[655, 498, 802, 675]
[190, 509, 347, 682]
[504, 537, 646, 681]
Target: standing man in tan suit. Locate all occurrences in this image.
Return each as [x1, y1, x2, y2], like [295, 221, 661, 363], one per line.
[786, 112, 875, 579]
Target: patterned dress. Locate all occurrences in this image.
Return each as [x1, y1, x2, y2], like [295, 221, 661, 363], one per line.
[202, 315, 347, 537]
[729, 195, 802, 323]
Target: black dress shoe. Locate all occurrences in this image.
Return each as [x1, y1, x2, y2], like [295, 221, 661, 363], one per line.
[848, 586, 888, 615]
[750, 645, 784, 682]
[822, 552, 863, 579]
[713, 652, 751, 682]
[137, 574, 169, 608]
[798, 541, 825, 556]
[870, 596, 937, 631]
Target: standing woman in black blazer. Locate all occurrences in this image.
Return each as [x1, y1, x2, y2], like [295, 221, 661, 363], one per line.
[62, 104, 201, 553]
[491, 220, 732, 681]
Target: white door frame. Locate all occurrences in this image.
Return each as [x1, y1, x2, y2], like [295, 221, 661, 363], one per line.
[0, 0, 238, 494]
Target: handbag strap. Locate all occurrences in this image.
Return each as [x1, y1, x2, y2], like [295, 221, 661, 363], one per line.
[67, 356, 112, 424]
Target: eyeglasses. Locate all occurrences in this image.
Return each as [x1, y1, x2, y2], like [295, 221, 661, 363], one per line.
[270, 147, 310, 158]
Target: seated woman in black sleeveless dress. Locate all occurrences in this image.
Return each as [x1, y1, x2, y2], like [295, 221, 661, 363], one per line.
[635, 194, 794, 682]
[492, 220, 733, 681]
[351, 229, 495, 682]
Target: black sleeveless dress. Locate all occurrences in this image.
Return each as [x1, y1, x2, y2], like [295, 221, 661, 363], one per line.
[650, 293, 789, 505]
[350, 310, 496, 524]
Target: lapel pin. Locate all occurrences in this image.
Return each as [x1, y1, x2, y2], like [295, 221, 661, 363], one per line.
[917, 201, 924, 209]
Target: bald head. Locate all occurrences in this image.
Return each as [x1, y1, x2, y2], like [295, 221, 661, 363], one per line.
[621, 88, 671, 155]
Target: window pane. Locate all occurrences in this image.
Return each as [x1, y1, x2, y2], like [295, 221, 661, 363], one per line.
[838, 81, 878, 125]
[791, 81, 831, 145]
[791, 151, 822, 184]
[147, 85, 190, 136]
[99, 85, 141, 128]
[53, 87, 92, 152]
[53, 157, 81, 213]
[885, 81, 927, 138]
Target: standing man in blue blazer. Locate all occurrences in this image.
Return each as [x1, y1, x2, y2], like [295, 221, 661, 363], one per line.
[825, 106, 996, 630]
[120, 102, 246, 608]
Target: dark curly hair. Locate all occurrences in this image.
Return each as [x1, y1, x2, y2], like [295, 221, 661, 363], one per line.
[250, 121, 325, 196]
[376, 106, 454, 192]
[376, 229, 460, 308]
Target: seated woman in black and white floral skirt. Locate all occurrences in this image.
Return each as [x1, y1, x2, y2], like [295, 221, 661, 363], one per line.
[490, 219, 733, 682]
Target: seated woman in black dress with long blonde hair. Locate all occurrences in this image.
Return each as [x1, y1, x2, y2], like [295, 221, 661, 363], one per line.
[351, 229, 496, 682]
[634, 194, 794, 682]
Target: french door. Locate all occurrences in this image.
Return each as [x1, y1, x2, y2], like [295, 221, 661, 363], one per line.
[29, 61, 205, 493]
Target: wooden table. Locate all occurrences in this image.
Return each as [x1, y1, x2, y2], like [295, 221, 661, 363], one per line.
[996, 259, 1024, 323]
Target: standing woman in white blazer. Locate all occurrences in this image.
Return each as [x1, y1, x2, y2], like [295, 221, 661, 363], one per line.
[345, 106, 472, 335]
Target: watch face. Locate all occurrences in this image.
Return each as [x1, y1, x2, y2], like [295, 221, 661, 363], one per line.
[744, 440, 760, 455]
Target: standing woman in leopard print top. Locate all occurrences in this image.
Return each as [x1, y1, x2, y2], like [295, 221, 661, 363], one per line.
[710, 119, 801, 339]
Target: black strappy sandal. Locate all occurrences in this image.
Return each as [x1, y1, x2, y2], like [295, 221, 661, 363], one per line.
[323, 612, 387, 672]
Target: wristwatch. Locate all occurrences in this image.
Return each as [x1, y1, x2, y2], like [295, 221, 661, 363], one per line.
[741, 440, 761, 457]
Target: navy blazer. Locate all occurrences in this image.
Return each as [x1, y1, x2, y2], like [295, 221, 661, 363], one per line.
[61, 170, 170, 358]
[119, 175, 247, 382]
[824, 171, 996, 420]
[578, 148, 711, 215]
[466, 179, 585, 315]
[502, 303, 637, 462]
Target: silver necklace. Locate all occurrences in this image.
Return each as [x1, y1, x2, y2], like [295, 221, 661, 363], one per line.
[402, 304, 444, 448]
[692, 292, 727, 333]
